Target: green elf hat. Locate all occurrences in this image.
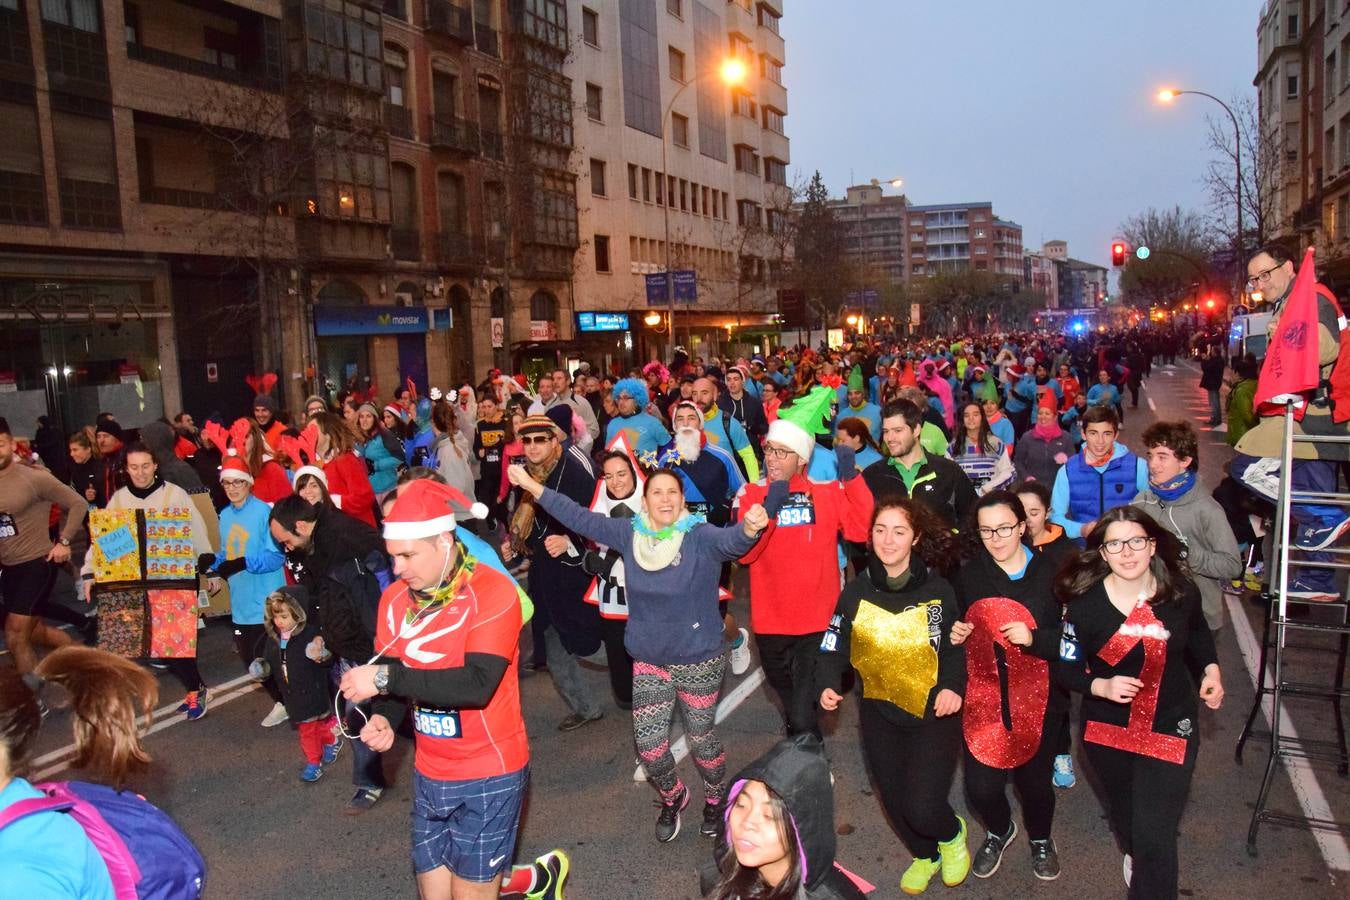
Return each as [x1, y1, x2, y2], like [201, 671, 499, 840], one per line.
[847, 365, 865, 394]
[766, 385, 837, 462]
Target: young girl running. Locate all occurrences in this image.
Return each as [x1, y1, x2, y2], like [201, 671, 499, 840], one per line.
[817, 497, 970, 895]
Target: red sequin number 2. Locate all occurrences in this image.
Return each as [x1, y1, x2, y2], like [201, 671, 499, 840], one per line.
[1083, 603, 1187, 765]
[963, 597, 1049, 769]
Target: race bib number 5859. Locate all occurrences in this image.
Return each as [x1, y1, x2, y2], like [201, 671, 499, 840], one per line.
[414, 706, 462, 739]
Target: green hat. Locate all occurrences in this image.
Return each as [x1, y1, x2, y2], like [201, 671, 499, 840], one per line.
[766, 385, 836, 461]
[847, 365, 865, 394]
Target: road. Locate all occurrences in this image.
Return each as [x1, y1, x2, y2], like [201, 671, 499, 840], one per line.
[20, 360, 1350, 899]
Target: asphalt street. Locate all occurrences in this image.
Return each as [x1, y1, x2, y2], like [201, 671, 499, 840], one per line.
[19, 360, 1350, 899]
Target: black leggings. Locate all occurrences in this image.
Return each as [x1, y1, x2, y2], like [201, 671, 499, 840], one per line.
[599, 616, 633, 706]
[1084, 734, 1199, 900]
[860, 701, 962, 861]
[164, 657, 205, 694]
[756, 632, 826, 739]
[963, 711, 1059, 840]
[232, 622, 282, 703]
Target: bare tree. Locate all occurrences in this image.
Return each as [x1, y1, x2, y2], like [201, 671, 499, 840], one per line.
[1202, 93, 1288, 258]
[1118, 205, 1218, 307]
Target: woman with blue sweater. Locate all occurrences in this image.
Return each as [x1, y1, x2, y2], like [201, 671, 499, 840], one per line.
[507, 463, 771, 844]
[355, 402, 404, 496]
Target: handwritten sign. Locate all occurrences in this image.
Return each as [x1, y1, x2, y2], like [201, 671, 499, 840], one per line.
[95, 525, 137, 562]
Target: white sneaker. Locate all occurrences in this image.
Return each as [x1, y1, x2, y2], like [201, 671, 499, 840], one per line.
[633, 758, 648, 783]
[260, 701, 289, 728]
[1123, 854, 1132, 888]
[729, 627, 752, 676]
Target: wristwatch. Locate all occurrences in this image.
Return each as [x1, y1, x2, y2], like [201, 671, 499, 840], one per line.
[373, 665, 390, 695]
[58, 537, 70, 547]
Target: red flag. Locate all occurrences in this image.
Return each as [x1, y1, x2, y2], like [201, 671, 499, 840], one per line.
[1255, 246, 1321, 410]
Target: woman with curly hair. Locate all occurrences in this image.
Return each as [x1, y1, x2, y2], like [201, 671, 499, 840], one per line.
[816, 497, 970, 895]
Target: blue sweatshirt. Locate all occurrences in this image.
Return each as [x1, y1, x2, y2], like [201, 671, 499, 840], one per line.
[215, 494, 286, 625]
[606, 412, 672, 456]
[538, 489, 758, 665]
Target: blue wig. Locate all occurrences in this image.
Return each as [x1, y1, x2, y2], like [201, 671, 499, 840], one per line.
[612, 377, 650, 408]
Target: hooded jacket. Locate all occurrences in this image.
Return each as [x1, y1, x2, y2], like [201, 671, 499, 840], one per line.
[295, 504, 391, 663]
[140, 421, 204, 493]
[261, 585, 334, 722]
[1131, 477, 1242, 631]
[701, 735, 867, 900]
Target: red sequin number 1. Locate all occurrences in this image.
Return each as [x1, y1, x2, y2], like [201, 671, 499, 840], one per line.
[1083, 603, 1187, 765]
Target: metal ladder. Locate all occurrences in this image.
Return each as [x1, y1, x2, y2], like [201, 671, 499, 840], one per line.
[1234, 405, 1350, 856]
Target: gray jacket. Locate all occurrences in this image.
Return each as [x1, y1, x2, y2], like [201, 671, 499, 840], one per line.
[1132, 477, 1242, 631]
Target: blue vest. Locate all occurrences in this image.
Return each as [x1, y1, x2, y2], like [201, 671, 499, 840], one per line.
[1065, 451, 1139, 523]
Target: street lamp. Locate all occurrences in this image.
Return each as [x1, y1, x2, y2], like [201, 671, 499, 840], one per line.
[1157, 87, 1243, 295]
[661, 57, 747, 352]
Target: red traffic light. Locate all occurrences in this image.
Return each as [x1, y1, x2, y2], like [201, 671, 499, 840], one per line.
[1205, 298, 1216, 310]
[1111, 242, 1127, 266]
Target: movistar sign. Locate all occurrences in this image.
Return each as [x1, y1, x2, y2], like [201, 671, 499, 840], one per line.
[314, 306, 430, 336]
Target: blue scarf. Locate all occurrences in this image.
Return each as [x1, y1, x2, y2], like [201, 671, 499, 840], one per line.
[1152, 470, 1196, 503]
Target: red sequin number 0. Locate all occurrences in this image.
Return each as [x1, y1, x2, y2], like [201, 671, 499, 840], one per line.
[963, 597, 1049, 769]
[1083, 602, 1186, 765]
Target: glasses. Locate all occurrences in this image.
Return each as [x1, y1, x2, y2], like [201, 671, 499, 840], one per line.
[521, 435, 555, 445]
[1101, 536, 1153, 554]
[1245, 264, 1281, 290]
[222, 480, 250, 489]
[764, 445, 793, 460]
[977, 524, 1020, 539]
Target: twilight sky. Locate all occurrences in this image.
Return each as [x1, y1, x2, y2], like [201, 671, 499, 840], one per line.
[779, 0, 1261, 270]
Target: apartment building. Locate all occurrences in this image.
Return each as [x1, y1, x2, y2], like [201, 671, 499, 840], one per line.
[829, 183, 908, 285]
[1255, 0, 1305, 243]
[907, 202, 1023, 286]
[567, 0, 789, 364]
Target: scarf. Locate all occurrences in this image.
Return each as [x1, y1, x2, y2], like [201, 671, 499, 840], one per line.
[127, 476, 165, 500]
[630, 510, 703, 571]
[1084, 446, 1114, 467]
[1031, 420, 1063, 441]
[509, 447, 562, 551]
[1151, 469, 1196, 503]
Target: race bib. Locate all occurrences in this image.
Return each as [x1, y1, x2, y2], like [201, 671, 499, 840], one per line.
[0, 512, 16, 539]
[775, 491, 815, 527]
[1059, 622, 1080, 663]
[414, 705, 462, 739]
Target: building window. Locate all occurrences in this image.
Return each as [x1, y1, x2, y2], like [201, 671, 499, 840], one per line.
[689, 181, 699, 213]
[667, 0, 682, 17]
[762, 106, 784, 134]
[668, 46, 685, 82]
[671, 112, 689, 147]
[764, 157, 786, 185]
[733, 144, 759, 175]
[40, 0, 99, 31]
[761, 54, 782, 84]
[655, 170, 664, 206]
[585, 82, 602, 121]
[627, 163, 638, 199]
[0, 95, 46, 225]
[590, 158, 606, 196]
[679, 178, 687, 210]
[530, 290, 558, 321]
[52, 106, 119, 229]
[123, 2, 140, 44]
[620, 0, 661, 136]
[737, 199, 760, 227]
[757, 3, 780, 34]
[701, 185, 709, 215]
[582, 6, 598, 46]
[1288, 72, 1299, 98]
[731, 91, 757, 119]
[641, 167, 651, 201]
[302, 0, 383, 92]
[594, 234, 610, 272]
[1288, 12, 1299, 38]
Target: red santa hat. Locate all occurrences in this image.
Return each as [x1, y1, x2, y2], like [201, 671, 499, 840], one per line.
[218, 456, 253, 485]
[382, 479, 488, 540]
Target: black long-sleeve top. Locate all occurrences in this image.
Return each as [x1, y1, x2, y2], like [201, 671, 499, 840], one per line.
[1057, 578, 1217, 743]
[951, 546, 1063, 665]
[817, 556, 964, 725]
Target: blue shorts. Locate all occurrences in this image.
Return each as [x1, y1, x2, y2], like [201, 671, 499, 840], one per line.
[410, 766, 529, 880]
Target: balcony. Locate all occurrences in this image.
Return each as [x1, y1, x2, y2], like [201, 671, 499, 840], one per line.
[390, 228, 422, 261]
[385, 103, 413, 139]
[475, 23, 499, 57]
[140, 185, 232, 211]
[431, 116, 480, 154]
[437, 231, 480, 267]
[125, 41, 280, 92]
[426, 0, 474, 44]
[480, 127, 504, 161]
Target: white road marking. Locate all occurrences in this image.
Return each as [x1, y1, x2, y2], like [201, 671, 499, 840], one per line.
[1148, 396, 1157, 412]
[1226, 594, 1350, 872]
[635, 667, 766, 781]
[29, 672, 260, 781]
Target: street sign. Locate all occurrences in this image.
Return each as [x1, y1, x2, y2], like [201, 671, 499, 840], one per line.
[490, 317, 504, 348]
[1136, 245, 1151, 260]
[778, 289, 807, 327]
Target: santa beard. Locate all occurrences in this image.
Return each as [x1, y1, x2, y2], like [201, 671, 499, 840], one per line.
[674, 427, 702, 462]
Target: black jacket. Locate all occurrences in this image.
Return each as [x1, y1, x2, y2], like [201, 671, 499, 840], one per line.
[818, 556, 964, 725]
[299, 505, 390, 663]
[701, 735, 866, 900]
[717, 391, 768, 444]
[861, 455, 975, 527]
[262, 586, 334, 722]
[1199, 355, 1226, 391]
[68, 457, 112, 510]
[140, 421, 205, 493]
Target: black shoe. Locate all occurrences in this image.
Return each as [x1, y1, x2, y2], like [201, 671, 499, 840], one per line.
[557, 710, 603, 732]
[655, 786, 689, 843]
[1030, 838, 1060, 881]
[700, 801, 721, 838]
[971, 822, 1017, 879]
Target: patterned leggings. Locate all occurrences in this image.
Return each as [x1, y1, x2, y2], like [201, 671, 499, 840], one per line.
[633, 654, 727, 805]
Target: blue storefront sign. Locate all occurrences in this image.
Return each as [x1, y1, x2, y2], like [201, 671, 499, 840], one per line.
[314, 306, 430, 336]
[577, 311, 630, 332]
[645, 271, 697, 305]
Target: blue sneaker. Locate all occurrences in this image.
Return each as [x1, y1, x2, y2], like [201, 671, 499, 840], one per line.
[322, 738, 343, 765]
[176, 685, 207, 714]
[1295, 517, 1350, 551]
[183, 688, 208, 721]
[1052, 754, 1076, 789]
[1286, 577, 1339, 603]
[300, 763, 323, 783]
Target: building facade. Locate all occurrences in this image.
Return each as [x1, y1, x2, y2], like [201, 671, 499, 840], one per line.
[907, 201, 1023, 285]
[566, 0, 789, 365]
[828, 183, 908, 284]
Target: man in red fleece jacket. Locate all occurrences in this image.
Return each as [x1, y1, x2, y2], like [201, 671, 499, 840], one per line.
[735, 386, 873, 739]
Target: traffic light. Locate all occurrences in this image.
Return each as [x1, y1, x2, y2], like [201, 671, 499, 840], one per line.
[1111, 241, 1127, 267]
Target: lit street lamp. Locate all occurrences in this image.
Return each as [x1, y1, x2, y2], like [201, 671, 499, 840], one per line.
[661, 57, 747, 351]
[1157, 88, 1243, 297]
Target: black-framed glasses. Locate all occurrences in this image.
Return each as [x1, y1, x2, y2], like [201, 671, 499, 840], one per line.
[764, 445, 793, 460]
[1245, 264, 1281, 290]
[521, 435, 555, 445]
[977, 523, 1020, 539]
[1101, 536, 1152, 554]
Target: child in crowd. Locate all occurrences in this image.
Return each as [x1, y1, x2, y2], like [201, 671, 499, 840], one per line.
[257, 587, 341, 782]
